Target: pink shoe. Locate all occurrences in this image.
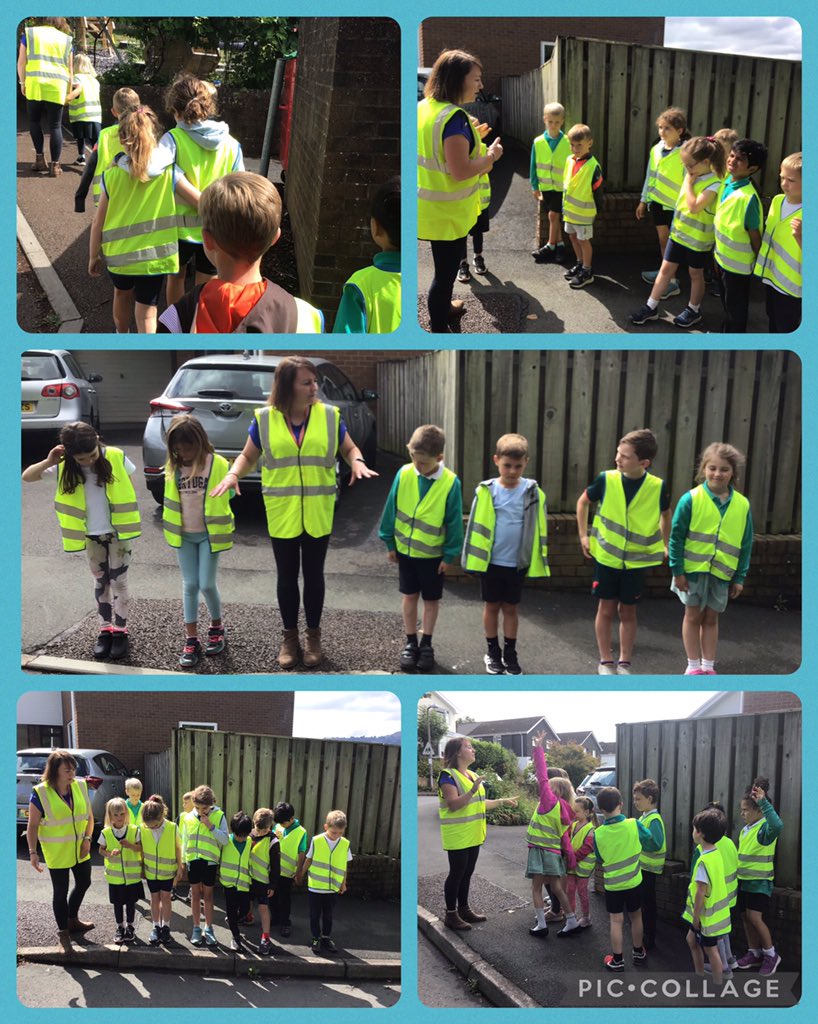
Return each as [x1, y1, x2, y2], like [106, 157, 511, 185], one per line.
[701, 668, 718, 675]
[759, 953, 781, 975]
[684, 666, 705, 675]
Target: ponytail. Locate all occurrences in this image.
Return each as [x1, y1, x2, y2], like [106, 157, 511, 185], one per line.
[118, 106, 160, 182]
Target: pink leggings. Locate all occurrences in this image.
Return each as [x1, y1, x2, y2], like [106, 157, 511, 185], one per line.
[566, 874, 589, 918]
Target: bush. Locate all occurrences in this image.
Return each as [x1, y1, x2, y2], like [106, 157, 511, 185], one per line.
[473, 738, 520, 780]
[487, 793, 536, 826]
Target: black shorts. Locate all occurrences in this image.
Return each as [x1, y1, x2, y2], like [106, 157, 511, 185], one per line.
[72, 121, 101, 143]
[469, 209, 490, 235]
[178, 238, 217, 276]
[480, 563, 525, 605]
[186, 859, 218, 886]
[107, 271, 165, 307]
[689, 927, 719, 947]
[146, 877, 174, 893]
[109, 880, 144, 905]
[648, 202, 674, 227]
[605, 883, 642, 914]
[539, 190, 563, 214]
[663, 237, 710, 270]
[592, 562, 645, 604]
[737, 889, 770, 914]
[249, 879, 271, 905]
[398, 553, 444, 601]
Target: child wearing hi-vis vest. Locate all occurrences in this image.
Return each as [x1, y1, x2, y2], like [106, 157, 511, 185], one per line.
[74, 86, 141, 214]
[562, 123, 603, 290]
[683, 807, 731, 984]
[334, 177, 401, 333]
[303, 810, 353, 954]
[246, 807, 281, 955]
[22, 420, 141, 662]
[463, 432, 549, 676]
[219, 812, 254, 952]
[531, 102, 571, 264]
[97, 797, 143, 944]
[632, 778, 666, 950]
[140, 797, 183, 946]
[735, 777, 783, 975]
[691, 801, 740, 977]
[565, 797, 596, 929]
[65, 53, 101, 166]
[273, 801, 308, 938]
[670, 443, 753, 676]
[88, 105, 202, 334]
[379, 424, 464, 673]
[163, 414, 235, 669]
[125, 777, 144, 825]
[754, 151, 802, 333]
[183, 785, 228, 947]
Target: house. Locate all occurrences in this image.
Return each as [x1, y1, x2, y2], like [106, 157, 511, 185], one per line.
[557, 730, 604, 761]
[688, 692, 801, 719]
[419, 692, 460, 756]
[599, 740, 617, 768]
[459, 715, 560, 767]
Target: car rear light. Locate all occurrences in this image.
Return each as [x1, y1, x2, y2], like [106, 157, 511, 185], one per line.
[150, 398, 193, 414]
[41, 383, 79, 399]
[85, 776, 103, 790]
[144, 466, 165, 476]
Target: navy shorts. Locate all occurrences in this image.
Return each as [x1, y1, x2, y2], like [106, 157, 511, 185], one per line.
[147, 877, 174, 893]
[663, 237, 710, 270]
[539, 190, 563, 214]
[737, 889, 770, 914]
[689, 926, 719, 947]
[249, 879, 271, 905]
[107, 270, 164, 306]
[398, 553, 444, 601]
[593, 562, 645, 605]
[648, 202, 674, 227]
[186, 859, 218, 886]
[480, 563, 525, 605]
[178, 238, 216, 276]
[605, 883, 642, 915]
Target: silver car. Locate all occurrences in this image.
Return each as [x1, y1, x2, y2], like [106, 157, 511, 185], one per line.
[22, 349, 102, 437]
[17, 747, 135, 833]
[141, 353, 378, 504]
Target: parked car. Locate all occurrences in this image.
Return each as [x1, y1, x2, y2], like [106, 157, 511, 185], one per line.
[17, 747, 136, 834]
[21, 349, 102, 437]
[142, 353, 378, 504]
[576, 766, 617, 811]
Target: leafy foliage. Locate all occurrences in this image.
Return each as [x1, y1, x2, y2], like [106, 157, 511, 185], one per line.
[540, 743, 600, 788]
[472, 738, 519, 779]
[417, 707, 447, 756]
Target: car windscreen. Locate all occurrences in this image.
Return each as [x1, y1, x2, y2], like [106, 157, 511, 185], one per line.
[589, 770, 615, 786]
[22, 354, 62, 381]
[167, 367, 274, 402]
[17, 754, 89, 776]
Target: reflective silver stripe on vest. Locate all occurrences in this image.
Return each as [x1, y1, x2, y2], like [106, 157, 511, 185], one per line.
[528, 821, 562, 842]
[405, 537, 444, 556]
[716, 539, 741, 557]
[267, 454, 335, 470]
[418, 181, 481, 203]
[205, 514, 233, 526]
[715, 228, 754, 254]
[27, 69, 70, 81]
[110, 501, 139, 513]
[249, 851, 268, 871]
[102, 215, 181, 243]
[104, 242, 179, 268]
[164, 521, 183, 536]
[262, 484, 336, 497]
[596, 513, 661, 546]
[651, 169, 680, 192]
[395, 508, 444, 535]
[178, 214, 202, 228]
[418, 153, 448, 173]
[463, 543, 488, 561]
[439, 812, 485, 826]
[591, 528, 659, 562]
[54, 500, 85, 519]
[738, 852, 774, 863]
[60, 527, 87, 541]
[468, 521, 491, 540]
[604, 852, 640, 873]
[164, 497, 181, 512]
[687, 529, 717, 543]
[280, 851, 299, 869]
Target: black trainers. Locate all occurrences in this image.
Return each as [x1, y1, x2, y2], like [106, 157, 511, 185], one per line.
[564, 261, 583, 280]
[457, 261, 472, 283]
[569, 267, 594, 289]
[160, 925, 171, 944]
[502, 647, 522, 675]
[632, 945, 648, 963]
[673, 305, 703, 328]
[553, 245, 567, 263]
[115, 924, 126, 944]
[532, 245, 555, 262]
[179, 637, 201, 669]
[259, 936, 272, 956]
[417, 643, 435, 673]
[311, 937, 322, 954]
[93, 630, 113, 659]
[109, 631, 129, 660]
[604, 954, 625, 971]
[630, 303, 659, 325]
[399, 639, 419, 671]
[124, 923, 136, 943]
[484, 649, 505, 674]
[205, 626, 225, 656]
[321, 936, 338, 953]
[473, 254, 487, 274]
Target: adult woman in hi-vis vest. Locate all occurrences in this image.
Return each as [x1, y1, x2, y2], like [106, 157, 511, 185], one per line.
[17, 17, 73, 176]
[210, 356, 378, 670]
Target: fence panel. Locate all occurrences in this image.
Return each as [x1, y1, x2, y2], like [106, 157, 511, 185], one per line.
[144, 750, 170, 802]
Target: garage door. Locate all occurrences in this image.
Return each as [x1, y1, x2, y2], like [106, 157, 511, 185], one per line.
[73, 350, 177, 428]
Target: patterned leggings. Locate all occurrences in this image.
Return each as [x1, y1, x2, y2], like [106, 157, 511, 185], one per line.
[85, 535, 132, 629]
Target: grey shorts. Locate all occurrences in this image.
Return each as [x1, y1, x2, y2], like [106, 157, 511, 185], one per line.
[671, 573, 730, 613]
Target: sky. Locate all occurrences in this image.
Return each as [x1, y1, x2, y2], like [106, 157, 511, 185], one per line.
[665, 18, 801, 61]
[434, 691, 719, 742]
[292, 691, 400, 739]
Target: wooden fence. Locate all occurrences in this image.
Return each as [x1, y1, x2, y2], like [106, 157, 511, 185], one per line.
[376, 350, 801, 534]
[616, 708, 801, 889]
[501, 36, 802, 196]
[169, 728, 401, 859]
[144, 749, 171, 805]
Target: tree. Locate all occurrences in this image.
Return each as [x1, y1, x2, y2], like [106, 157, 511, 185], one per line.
[418, 706, 447, 755]
[472, 738, 519, 780]
[456, 716, 475, 728]
[544, 743, 600, 788]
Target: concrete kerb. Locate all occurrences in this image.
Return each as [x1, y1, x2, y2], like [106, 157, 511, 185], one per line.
[22, 653, 394, 675]
[417, 905, 541, 1008]
[17, 206, 84, 333]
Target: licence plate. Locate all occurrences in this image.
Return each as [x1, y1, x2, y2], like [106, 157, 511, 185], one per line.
[18, 807, 28, 819]
[21, 402, 35, 413]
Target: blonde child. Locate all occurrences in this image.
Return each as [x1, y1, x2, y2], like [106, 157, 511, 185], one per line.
[141, 796, 183, 945]
[219, 811, 253, 951]
[22, 421, 140, 661]
[562, 124, 603, 289]
[334, 177, 401, 332]
[713, 128, 738, 161]
[531, 102, 570, 264]
[88, 105, 201, 333]
[636, 107, 690, 296]
[247, 807, 281, 955]
[124, 777, 143, 824]
[632, 778, 666, 948]
[172, 791, 195, 901]
[565, 796, 596, 930]
[304, 810, 353, 954]
[160, 75, 245, 306]
[379, 424, 464, 672]
[65, 53, 101, 165]
[526, 732, 579, 938]
[97, 797, 143, 943]
[630, 136, 725, 329]
[183, 784, 228, 946]
[75, 86, 141, 214]
[272, 801, 307, 937]
[683, 807, 730, 983]
[735, 777, 783, 975]
[670, 443, 752, 675]
[163, 414, 234, 668]
[754, 151, 802, 332]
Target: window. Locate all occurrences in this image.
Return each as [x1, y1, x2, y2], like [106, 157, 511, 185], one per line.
[540, 41, 556, 66]
[94, 753, 128, 775]
[179, 721, 218, 731]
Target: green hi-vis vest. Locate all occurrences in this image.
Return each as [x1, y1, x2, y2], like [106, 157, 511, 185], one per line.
[102, 824, 142, 885]
[682, 485, 750, 581]
[163, 453, 234, 552]
[24, 26, 72, 104]
[55, 446, 141, 552]
[754, 194, 802, 298]
[394, 464, 456, 559]
[220, 836, 252, 891]
[248, 834, 273, 884]
[562, 155, 600, 226]
[589, 470, 664, 569]
[418, 97, 481, 241]
[183, 807, 225, 864]
[141, 820, 179, 880]
[737, 818, 778, 884]
[669, 172, 721, 252]
[462, 480, 549, 577]
[279, 824, 307, 879]
[683, 848, 732, 936]
[527, 799, 567, 850]
[69, 74, 101, 123]
[714, 182, 763, 276]
[344, 264, 401, 334]
[308, 834, 350, 893]
[716, 834, 739, 907]
[170, 127, 240, 244]
[645, 143, 685, 209]
[255, 403, 340, 539]
[596, 818, 643, 891]
[534, 132, 571, 192]
[101, 161, 180, 276]
[478, 141, 491, 211]
[126, 801, 143, 826]
[438, 767, 486, 851]
[93, 124, 122, 207]
[569, 819, 596, 877]
[34, 780, 91, 870]
[639, 810, 667, 874]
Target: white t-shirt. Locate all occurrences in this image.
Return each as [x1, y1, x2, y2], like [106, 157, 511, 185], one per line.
[307, 833, 353, 893]
[97, 823, 129, 849]
[46, 454, 136, 536]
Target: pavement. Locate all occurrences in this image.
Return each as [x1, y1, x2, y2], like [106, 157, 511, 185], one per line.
[417, 142, 769, 335]
[416, 797, 800, 1008]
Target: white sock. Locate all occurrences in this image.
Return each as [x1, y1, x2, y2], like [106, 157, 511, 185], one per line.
[763, 946, 776, 957]
[535, 908, 546, 928]
[702, 658, 715, 671]
[689, 302, 701, 312]
[688, 658, 701, 671]
[563, 912, 579, 929]
[647, 297, 659, 310]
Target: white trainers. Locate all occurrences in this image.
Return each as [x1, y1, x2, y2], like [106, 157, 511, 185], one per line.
[616, 661, 632, 675]
[598, 661, 616, 675]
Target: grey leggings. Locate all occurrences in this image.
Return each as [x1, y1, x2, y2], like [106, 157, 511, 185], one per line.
[175, 532, 222, 623]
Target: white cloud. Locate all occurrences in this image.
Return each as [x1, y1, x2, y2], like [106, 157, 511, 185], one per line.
[665, 18, 801, 61]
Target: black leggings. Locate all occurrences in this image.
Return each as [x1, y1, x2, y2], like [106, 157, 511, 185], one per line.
[271, 875, 294, 925]
[271, 533, 332, 630]
[717, 266, 752, 333]
[765, 286, 801, 333]
[27, 99, 64, 161]
[114, 899, 137, 925]
[309, 891, 337, 937]
[224, 887, 251, 937]
[49, 859, 92, 930]
[428, 237, 467, 332]
[444, 845, 481, 911]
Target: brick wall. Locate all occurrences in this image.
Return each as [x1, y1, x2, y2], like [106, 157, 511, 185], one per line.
[347, 854, 400, 900]
[742, 692, 801, 714]
[536, 192, 659, 252]
[263, 349, 429, 395]
[286, 19, 400, 325]
[72, 692, 295, 778]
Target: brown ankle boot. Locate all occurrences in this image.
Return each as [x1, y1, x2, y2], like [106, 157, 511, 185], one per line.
[49, 160, 62, 177]
[457, 905, 487, 923]
[302, 627, 323, 667]
[32, 153, 48, 173]
[444, 910, 471, 931]
[57, 929, 75, 953]
[67, 916, 95, 933]
[278, 628, 301, 669]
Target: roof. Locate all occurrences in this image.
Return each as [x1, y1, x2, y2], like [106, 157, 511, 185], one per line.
[599, 741, 617, 753]
[460, 716, 555, 736]
[557, 731, 597, 746]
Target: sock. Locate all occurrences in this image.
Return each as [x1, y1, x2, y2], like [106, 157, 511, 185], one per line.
[611, 953, 624, 963]
[582, 265, 592, 271]
[688, 658, 701, 671]
[763, 946, 776, 957]
[262, 932, 270, 939]
[647, 297, 659, 310]
[702, 658, 715, 671]
[406, 633, 418, 645]
[420, 633, 433, 646]
[555, 242, 565, 248]
[689, 302, 701, 312]
[633, 945, 644, 953]
[503, 637, 517, 652]
[748, 947, 762, 956]
[535, 908, 546, 928]
[545, 243, 555, 250]
[487, 636, 500, 653]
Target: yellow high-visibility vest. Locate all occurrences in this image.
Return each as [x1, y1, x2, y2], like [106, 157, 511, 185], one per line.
[394, 465, 456, 559]
[93, 124, 123, 207]
[589, 470, 664, 569]
[737, 818, 777, 884]
[102, 824, 142, 885]
[753, 194, 802, 298]
[669, 173, 721, 252]
[563, 155, 600, 226]
[220, 836, 252, 891]
[569, 820, 596, 877]
[55, 446, 141, 552]
[24, 26, 72, 104]
[527, 800, 567, 849]
[101, 161, 180, 276]
[182, 807, 225, 864]
[639, 810, 667, 873]
[279, 824, 307, 879]
[170, 127, 241, 244]
[163, 453, 234, 552]
[533, 132, 571, 192]
[596, 818, 643, 891]
[462, 481, 549, 577]
[418, 97, 481, 241]
[308, 834, 350, 893]
[33, 780, 91, 870]
[69, 74, 101, 123]
[714, 181, 764, 276]
[438, 767, 486, 851]
[141, 821, 179, 881]
[645, 143, 685, 209]
[343, 265, 401, 334]
[683, 848, 732, 936]
[682, 485, 750, 581]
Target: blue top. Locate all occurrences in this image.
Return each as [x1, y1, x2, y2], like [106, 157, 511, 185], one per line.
[333, 250, 401, 334]
[529, 130, 566, 190]
[378, 464, 464, 563]
[487, 478, 528, 567]
[442, 110, 474, 151]
[668, 482, 753, 584]
[719, 178, 762, 231]
[248, 408, 347, 449]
